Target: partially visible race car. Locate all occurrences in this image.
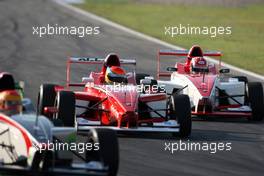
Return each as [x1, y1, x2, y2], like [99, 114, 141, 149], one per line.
[0, 112, 119, 176]
[0, 72, 119, 176]
[38, 54, 192, 137]
[157, 45, 264, 121]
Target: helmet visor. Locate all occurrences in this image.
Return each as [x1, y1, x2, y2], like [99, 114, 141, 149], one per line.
[107, 72, 128, 83]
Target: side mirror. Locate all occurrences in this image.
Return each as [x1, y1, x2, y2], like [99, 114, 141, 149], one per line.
[82, 77, 94, 83]
[167, 67, 177, 72]
[144, 76, 154, 80]
[17, 81, 25, 90]
[15, 81, 25, 97]
[219, 68, 230, 74]
[140, 79, 157, 85]
[140, 79, 152, 85]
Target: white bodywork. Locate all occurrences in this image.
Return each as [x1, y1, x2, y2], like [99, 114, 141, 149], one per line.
[0, 122, 28, 163]
[0, 114, 38, 164]
[158, 72, 248, 113]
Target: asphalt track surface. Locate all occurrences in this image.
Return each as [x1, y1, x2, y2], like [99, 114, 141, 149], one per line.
[0, 0, 264, 176]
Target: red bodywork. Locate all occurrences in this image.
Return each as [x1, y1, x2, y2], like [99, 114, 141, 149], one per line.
[157, 45, 252, 118]
[54, 57, 170, 128]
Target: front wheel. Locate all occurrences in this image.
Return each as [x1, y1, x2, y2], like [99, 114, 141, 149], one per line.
[169, 94, 192, 138]
[38, 84, 57, 118]
[247, 82, 264, 121]
[86, 128, 119, 176]
[55, 91, 76, 127]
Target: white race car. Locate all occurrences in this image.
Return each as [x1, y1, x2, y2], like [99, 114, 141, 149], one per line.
[0, 113, 119, 176]
[157, 45, 264, 121]
[0, 73, 119, 176]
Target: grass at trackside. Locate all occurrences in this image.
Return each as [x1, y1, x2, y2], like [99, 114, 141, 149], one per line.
[76, 0, 264, 75]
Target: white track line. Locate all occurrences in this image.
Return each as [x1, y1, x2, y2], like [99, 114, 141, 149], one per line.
[53, 0, 264, 82]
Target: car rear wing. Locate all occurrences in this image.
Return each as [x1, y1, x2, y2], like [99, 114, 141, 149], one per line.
[66, 57, 136, 87]
[157, 49, 222, 79]
[68, 57, 136, 65]
[159, 49, 222, 57]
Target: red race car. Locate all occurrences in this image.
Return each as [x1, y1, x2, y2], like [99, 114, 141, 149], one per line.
[157, 45, 264, 121]
[38, 53, 192, 137]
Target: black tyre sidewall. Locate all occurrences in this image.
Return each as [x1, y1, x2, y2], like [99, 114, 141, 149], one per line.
[86, 128, 119, 176]
[56, 91, 76, 127]
[38, 84, 57, 117]
[170, 94, 192, 138]
[247, 82, 264, 121]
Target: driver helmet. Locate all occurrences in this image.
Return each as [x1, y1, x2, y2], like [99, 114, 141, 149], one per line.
[105, 66, 127, 84]
[190, 57, 208, 73]
[0, 90, 22, 116]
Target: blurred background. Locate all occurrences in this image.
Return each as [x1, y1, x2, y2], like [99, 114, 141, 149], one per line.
[75, 0, 264, 75]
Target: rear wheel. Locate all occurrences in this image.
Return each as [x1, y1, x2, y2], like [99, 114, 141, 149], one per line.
[38, 84, 57, 118]
[169, 94, 192, 138]
[247, 82, 264, 121]
[86, 128, 119, 176]
[55, 91, 76, 127]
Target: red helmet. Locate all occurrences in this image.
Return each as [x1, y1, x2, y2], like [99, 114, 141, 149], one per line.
[191, 57, 208, 72]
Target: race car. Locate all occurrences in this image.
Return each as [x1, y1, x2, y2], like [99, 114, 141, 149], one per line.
[37, 53, 192, 137]
[157, 45, 264, 121]
[0, 72, 119, 176]
[0, 112, 119, 176]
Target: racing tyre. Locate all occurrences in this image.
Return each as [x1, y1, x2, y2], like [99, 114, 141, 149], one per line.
[169, 94, 192, 138]
[86, 128, 119, 176]
[247, 82, 264, 121]
[136, 73, 150, 85]
[55, 91, 76, 127]
[31, 150, 53, 171]
[38, 84, 57, 118]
